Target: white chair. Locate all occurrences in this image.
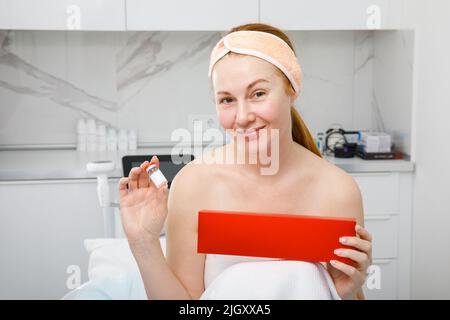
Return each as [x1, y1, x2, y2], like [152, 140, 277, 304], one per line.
[62, 235, 166, 300]
[63, 160, 165, 300]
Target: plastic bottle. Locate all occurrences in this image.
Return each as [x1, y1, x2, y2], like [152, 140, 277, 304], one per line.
[86, 119, 97, 151]
[107, 128, 117, 151]
[76, 118, 87, 151]
[97, 123, 107, 151]
[317, 132, 325, 155]
[118, 129, 128, 151]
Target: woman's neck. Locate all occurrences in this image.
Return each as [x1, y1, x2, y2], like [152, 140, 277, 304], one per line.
[230, 136, 302, 182]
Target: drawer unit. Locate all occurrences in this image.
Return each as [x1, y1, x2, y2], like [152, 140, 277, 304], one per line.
[350, 171, 412, 299]
[364, 259, 398, 300]
[364, 215, 398, 259]
[352, 173, 400, 215]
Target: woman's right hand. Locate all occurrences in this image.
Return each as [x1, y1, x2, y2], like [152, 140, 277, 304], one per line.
[118, 155, 169, 249]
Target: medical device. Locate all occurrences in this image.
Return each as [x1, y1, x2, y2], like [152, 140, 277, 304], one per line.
[86, 160, 117, 238]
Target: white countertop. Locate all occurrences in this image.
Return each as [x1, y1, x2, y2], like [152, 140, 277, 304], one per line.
[0, 148, 172, 181]
[0, 148, 415, 181]
[324, 155, 415, 173]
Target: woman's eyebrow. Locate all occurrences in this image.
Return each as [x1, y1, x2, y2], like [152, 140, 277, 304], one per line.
[216, 79, 270, 95]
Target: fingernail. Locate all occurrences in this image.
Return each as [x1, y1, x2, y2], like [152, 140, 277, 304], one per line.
[339, 237, 347, 244]
[356, 224, 362, 231]
[334, 249, 343, 255]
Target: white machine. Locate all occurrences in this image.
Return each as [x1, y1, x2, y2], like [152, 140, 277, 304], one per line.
[62, 154, 192, 299]
[86, 160, 118, 238]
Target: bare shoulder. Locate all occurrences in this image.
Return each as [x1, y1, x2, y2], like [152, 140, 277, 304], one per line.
[168, 147, 222, 214]
[319, 158, 361, 201]
[314, 156, 364, 225]
[170, 148, 219, 186]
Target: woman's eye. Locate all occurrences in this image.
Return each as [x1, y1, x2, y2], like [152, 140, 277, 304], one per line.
[219, 97, 234, 105]
[253, 91, 266, 98]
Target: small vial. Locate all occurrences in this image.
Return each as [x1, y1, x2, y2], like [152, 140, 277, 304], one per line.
[317, 132, 325, 155]
[143, 160, 168, 188]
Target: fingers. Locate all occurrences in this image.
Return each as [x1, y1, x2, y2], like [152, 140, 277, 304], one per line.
[329, 259, 363, 283]
[334, 248, 370, 269]
[138, 161, 150, 188]
[339, 236, 372, 254]
[356, 224, 373, 242]
[122, 156, 161, 192]
[118, 177, 129, 197]
[151, 155, 160, 168]
[157, 180, 169, 197]
[128, 167, 141, 191]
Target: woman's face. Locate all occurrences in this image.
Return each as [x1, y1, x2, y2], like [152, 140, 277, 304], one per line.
[211, 54, 297, 157]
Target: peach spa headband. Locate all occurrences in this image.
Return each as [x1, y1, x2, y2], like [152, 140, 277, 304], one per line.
[208, 30, 302, 93]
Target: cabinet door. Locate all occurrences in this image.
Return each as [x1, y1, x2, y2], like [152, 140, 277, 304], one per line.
[364, 259, 398, 299]
[365, 215, 398, 259]
[126, 0, 259, 31]
[352, 172, 400, 215]
[0, 0, 126, 30]
[0, 179, 108, 299]
[260, 0, 403, 30]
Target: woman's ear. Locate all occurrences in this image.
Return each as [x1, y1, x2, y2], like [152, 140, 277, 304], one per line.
[290, 89, 299, 104]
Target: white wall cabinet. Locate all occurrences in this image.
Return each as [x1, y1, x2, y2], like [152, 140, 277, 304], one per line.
[0, 0, 126, 30]
[0, 0, 406, 31]
[260, 0, 404, 30]
[126, 0, 259, 31]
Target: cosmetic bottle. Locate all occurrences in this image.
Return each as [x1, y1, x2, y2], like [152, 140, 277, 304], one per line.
[317, 132, 325, 155]
[86, 119, 97, 151]
[107, 128, 117, 151]
[76, 118, 87, 151]
[118, 129, 128, 151]
[97, 123, 107, 151]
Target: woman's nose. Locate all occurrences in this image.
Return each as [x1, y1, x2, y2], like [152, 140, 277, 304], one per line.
[236, 102, 256, 126]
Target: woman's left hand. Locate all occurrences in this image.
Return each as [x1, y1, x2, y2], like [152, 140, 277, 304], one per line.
[327, 224, 373, 300]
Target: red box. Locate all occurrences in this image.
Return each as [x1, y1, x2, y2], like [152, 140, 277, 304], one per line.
[197, 209, 357, 264]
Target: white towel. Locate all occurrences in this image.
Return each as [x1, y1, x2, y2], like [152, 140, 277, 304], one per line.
[200, 260, 342, 300]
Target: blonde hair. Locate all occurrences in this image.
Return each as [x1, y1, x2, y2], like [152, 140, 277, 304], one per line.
[227, 23, 321, 157]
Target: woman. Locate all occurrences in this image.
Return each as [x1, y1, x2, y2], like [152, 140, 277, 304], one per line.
[118, 23, 373, 300]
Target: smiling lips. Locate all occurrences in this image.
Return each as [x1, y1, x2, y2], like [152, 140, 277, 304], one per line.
[236, 125, 267, 139]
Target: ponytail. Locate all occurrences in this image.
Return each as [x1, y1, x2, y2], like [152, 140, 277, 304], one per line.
[291, 106, 321, 157]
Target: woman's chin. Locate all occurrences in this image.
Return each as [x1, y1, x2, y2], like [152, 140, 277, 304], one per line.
[234, 132, 271, 162]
